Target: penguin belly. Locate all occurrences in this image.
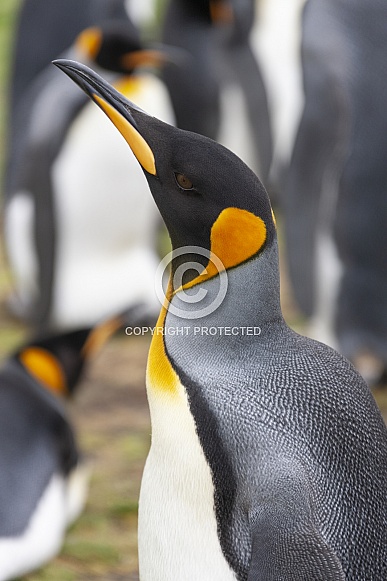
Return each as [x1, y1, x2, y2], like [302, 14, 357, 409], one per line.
[307, 227, 343, 348]
[50, 75, 174, 329]
[218, 82, 258, 175]
[0, 473, 67, 581]
[3, 192, 38, 317]
[65, 460, 91, 527]
[252, 0, 306, 176]
[138, 384, 237, 581]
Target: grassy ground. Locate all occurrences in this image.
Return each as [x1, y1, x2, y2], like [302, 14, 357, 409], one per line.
[0, 3, 386, 580]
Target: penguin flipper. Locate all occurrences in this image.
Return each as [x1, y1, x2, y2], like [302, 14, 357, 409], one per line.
[247, 458, 346, 580]
[247, 507, 346, 580]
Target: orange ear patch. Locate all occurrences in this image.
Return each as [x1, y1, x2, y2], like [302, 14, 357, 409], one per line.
[20, 347, 67, 396]
[146, 209, 267, 395]
[94, 94, 157, 175]
[76, 27, 102, 60]
[210, 0, 234, 24]
[181, 207, 267, 290]
[120, 49, 167, 70]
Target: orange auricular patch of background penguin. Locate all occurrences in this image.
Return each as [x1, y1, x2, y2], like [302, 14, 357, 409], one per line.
[147, 208, 267, 395]
[20, 347, 67, 396]
[76, 27, 102, 60]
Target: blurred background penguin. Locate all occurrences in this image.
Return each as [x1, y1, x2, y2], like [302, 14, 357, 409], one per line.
[0, 310, 129, 580]
[3, 0, 175, 333]
[246, 0, 387, 389]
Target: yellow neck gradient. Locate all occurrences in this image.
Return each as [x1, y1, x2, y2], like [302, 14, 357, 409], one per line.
[147, 280, 180, 396]
[113, 76, 143, 97]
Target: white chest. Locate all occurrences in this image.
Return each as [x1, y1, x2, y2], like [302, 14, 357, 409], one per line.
[252, 0, 306, 170]
[0, 474, 67, 581]
[138, 387, 237, 581]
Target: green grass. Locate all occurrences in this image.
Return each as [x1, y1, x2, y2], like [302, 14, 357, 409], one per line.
[0, 324, 25, 355]
[0, 0, 18, 86]
[0, 0, 20, 184]
[24, 566, 77, 581]
[62, 539, 120, 565]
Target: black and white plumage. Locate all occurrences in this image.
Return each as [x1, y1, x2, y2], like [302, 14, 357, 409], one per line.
[0, 311, 127, 580]
[215, 0, 273, 183]
[0, 333, 87, 580]
[4, 19, 174, 332]
[250, 0, 306, 189]
[56, 59, 387, 580]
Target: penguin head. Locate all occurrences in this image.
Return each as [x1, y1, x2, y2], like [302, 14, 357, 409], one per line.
[13, 314, 125, 397]
[177, 0, 233, 26]
[209, 0, 234, 26]
[75, 20, 171, 75]
[214, 0, 255, 45]
[54, 60, 276, 286]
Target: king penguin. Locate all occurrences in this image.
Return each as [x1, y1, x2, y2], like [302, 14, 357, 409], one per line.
[56, 60, 387, 580]
[0, 312, 125, 580]
[4, 19, 175, 331]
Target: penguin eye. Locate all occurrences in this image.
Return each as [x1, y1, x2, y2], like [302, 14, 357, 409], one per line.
[175, 173, 194, 191]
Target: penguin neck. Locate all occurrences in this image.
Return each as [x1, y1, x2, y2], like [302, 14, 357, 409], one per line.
[146, 241, 284, 398]
[167, 239, 284, 334]
[173, 0, 212, 26]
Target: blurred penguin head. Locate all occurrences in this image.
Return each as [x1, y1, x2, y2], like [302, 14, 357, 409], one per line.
[75, 20, 169, 74]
